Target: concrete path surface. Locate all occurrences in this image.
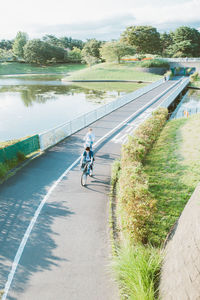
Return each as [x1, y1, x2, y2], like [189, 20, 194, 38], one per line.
[0, 80, 181, 299]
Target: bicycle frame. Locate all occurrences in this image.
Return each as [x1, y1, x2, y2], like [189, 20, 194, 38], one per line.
[81, 162, 90, 186]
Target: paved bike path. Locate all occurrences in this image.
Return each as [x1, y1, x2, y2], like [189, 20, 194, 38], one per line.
[0, 80, 181, 299]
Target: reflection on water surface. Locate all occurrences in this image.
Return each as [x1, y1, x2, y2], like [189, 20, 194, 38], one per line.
[0, 74, 135, 141]
[171, 89, 200, 119]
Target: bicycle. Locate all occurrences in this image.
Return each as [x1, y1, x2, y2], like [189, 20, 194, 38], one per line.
[81, 161, 93, 186]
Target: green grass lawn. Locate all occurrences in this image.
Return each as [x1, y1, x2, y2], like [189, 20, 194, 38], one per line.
[144, 114, 200, 247]
[65, 62, 162, 82]
[0, 136, 30, 148]
[0, 62, 86, 75]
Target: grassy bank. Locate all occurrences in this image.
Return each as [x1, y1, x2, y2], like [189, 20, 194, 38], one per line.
[65, 63, 162, 82]
[0, 148, 40, 181]
[0, 137, 29, 148]
[0, 136, 40, 181]
[144, 114, 200, 246]
[0, 62, 86, 75]
[189, 80, 200, 88]
[111, 112, 200, 299]
[189, 72, 200, 88]
[0, 152, 26, 180]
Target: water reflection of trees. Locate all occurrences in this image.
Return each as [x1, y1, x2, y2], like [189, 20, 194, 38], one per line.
[188, 89, 200, 99]
[84, 89, 117, 104]
[0, 84, 118, 107]
[182, 89, 200, 105]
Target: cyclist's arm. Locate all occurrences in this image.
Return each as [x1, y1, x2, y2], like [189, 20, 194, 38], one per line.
[90, 151, 94, 163]
[80, 152, 86, 166]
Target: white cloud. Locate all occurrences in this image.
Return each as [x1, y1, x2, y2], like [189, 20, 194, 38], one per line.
[132, 0, 200, 26]
[0, 0, 199, 40]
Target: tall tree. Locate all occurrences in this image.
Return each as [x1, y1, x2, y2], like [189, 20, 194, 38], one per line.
[166, 40, 197, 57]
[42, 35, 61, 47]
[0, 39, 13, 50]
[81, 39, 102, 66]
[82, 39, 102, 59]
[68, 47, 82, 62]
[160, 32, 173, 56]
[121, 26, 161, 54]
[100, 41, 135, 63]
[24, 39, 67, 64]
[171, 26, 200, 57]
[12, 31, 28, 58]
[60, 37, 84, 50]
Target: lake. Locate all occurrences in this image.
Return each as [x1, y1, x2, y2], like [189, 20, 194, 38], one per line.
[0, 74, 143, 141]
[171, 89, 200, 119]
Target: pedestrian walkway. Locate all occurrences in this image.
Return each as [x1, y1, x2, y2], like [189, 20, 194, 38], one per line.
[0, 79, 185, 299]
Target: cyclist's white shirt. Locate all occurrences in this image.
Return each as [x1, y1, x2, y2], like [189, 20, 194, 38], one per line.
[84, 132, 95, 143]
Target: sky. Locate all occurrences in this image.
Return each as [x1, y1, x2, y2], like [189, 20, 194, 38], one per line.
[1, 0, 200, 41]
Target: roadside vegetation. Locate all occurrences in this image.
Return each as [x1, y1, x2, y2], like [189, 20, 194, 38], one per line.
[0, 151, 26, 180]
[189, 71, 200, 88]
[0, 136, 39, 181]
[137, 59, 170, 68]
[111, 108, 168, 299]
[0, 137, 30, 148]
[111, 111, 200, 299]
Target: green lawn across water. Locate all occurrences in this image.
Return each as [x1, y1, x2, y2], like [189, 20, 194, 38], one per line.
[65, 62, 162, 82]
[0, 62, 86, 75]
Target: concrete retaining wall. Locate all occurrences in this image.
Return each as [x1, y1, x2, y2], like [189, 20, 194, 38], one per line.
[169, 62, 200, 72]
[159, 183, 200, 299]
[134, 67, 168, 75]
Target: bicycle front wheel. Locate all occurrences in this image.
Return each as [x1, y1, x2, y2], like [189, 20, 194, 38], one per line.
[81, 172, 87, 186]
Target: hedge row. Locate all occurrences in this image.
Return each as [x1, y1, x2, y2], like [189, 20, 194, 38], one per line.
[117, 108, 168, 243]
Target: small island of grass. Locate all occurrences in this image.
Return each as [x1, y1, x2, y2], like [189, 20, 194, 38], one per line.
[64, 62, 163, 82]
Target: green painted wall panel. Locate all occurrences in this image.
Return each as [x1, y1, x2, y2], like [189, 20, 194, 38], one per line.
[0, 135, 39, 163]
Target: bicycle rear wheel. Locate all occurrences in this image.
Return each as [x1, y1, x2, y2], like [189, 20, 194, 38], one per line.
[81, 172, 87, 186]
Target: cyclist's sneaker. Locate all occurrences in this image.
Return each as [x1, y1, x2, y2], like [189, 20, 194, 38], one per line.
[89, 168, 93, 177]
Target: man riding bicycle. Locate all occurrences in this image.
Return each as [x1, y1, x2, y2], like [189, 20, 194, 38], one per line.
[80, 146, 94, 176]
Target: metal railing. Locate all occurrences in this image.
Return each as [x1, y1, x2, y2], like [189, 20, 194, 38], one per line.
[39, 78, 165, 150]
[162, 58, 200, 62]
[160, 78, 190, 109]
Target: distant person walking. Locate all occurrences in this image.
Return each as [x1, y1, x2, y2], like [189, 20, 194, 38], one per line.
[84, 128, 95, 150]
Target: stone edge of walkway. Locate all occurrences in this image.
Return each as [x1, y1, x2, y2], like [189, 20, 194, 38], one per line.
[159, 183, 200, 299]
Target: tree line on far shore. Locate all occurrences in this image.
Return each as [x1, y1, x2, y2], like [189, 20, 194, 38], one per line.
[1, 25, 200, 65]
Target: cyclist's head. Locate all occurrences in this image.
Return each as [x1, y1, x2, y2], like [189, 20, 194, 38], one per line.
[85, 146, 90, 151]
[88, 128, 93, 132]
